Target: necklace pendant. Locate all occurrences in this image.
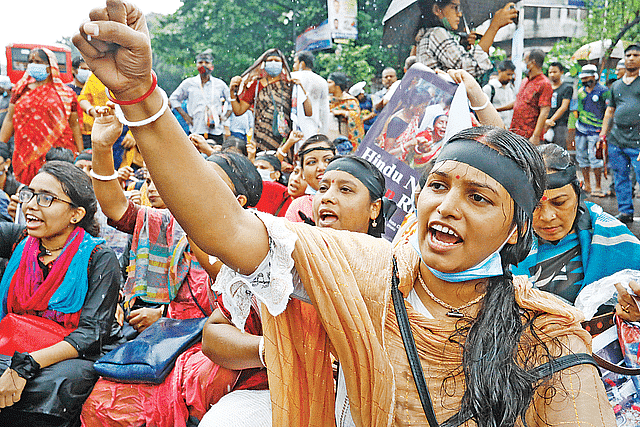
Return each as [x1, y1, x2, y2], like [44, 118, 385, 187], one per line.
[446, 310, 464, 318]
[44, 249, 52, 256]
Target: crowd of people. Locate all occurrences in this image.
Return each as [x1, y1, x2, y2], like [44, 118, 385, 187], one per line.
[0, 0, 639, 426]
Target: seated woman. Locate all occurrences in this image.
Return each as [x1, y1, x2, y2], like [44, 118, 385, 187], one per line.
[73, 9, 615, 424]
[199, 155, 386, 427]
[284, 135, 335, 223]
[254, 152, 290, 216]
[0, 161, 120, 427]
[79, 109, 262, 427]
[511, 143, 640, 312]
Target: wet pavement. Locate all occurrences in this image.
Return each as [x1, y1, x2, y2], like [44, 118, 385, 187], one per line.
[582, 173, 640, 238]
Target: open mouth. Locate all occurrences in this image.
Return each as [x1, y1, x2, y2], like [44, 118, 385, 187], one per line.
[318, 210, 339, 227]
[428, 223, 463, 248]
[25, 213, 43, 228]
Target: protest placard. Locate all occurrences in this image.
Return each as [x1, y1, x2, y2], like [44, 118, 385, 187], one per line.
[356, 65, 458, 240]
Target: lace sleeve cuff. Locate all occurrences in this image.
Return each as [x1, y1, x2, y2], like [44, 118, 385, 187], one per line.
[211, 211, 299, 330]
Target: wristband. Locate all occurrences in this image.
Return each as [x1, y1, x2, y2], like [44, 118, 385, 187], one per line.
[10, 352, 41, 380]
[469, 96, 490, 111]
[105, 71, 158, 106]
[114, 87, 169, 128]
[89, 169, 120, 181]
[258, 336, 266, 368]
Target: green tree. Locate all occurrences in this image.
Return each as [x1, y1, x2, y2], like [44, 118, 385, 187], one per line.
[149, 0, 402, 93]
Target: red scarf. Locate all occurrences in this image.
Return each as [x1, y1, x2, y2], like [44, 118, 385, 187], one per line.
[6, 228, 85, 329]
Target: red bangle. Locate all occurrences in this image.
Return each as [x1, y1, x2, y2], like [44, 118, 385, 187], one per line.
[105, 71, 158, 106]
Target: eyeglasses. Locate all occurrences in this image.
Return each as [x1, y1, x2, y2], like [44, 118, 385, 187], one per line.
[18, 188, 76, 208]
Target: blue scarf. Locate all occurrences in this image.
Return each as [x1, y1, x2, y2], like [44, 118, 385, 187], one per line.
[512, 201, 640, 303]
[0, 231, 104, 319]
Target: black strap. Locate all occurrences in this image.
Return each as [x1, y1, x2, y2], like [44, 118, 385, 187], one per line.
[390, 258, 607, 427]
[528, 353, 600, 380]
[391, 257, 440, 427]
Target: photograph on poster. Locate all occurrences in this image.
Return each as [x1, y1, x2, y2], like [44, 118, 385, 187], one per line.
[355, 65, 458, 239]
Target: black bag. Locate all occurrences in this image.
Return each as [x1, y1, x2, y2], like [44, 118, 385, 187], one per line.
[93, 317, 207, 384]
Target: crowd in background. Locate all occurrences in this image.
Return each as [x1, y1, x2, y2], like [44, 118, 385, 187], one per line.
[0, 0, 638, 425]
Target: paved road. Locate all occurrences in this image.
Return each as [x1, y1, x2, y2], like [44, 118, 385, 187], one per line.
[582, 174, 640, 238]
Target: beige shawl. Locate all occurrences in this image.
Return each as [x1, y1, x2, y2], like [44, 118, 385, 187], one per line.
[262, 222, 615, 427]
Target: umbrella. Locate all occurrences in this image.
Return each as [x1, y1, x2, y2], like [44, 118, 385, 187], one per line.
[382, 0, 512, 45]
[571, 39, 629, 61]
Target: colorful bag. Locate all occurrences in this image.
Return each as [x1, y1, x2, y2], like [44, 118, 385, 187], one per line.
[0, 313, 73, 356]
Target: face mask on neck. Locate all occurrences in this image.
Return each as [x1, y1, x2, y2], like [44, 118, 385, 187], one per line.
[442, 17, 453, 30]
[76, 69, 91, 84]
[264, 61, 283, 77]
[409, 227, 516, 282]
[257, 169, 274, 182]
[27, 63, 49, 82]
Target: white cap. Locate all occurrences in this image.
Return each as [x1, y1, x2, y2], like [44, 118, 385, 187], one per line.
[0, 76, 12, 91]
[348, 81, 366, 97]
[579, 64, 598, 79]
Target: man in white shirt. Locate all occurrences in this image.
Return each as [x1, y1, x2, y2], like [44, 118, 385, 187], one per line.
[169, 49, 231, 144]
[482, 60, 516, 127]
[291, 51, 330, 143]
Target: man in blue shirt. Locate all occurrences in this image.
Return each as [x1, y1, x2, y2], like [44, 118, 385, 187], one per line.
[574, 64, 610, 197]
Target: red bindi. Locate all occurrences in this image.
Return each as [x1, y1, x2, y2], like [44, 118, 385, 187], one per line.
[455, 175, 460, 179]
[541, 196, 548, 201]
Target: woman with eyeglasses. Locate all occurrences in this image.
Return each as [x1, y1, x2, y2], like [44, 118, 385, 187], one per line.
[415, 0, 517, 78]
[0, 160, 121, 427]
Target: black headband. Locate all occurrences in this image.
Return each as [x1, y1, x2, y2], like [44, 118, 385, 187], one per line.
[435, 140, 537, 217]
[546, 164, 578, 189]
[255, 153, 281, 172]
[299, 145, 335, 161]
[326, 157, 385, 200]
[209, 157, 247, 200]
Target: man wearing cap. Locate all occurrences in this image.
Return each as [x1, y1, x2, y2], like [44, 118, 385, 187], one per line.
[349, 82, 376, 132]
[291, 51, 330, 141]
[510, 50, 553, 144]
[169, 49, 231, 144]
[574, 64, 610, 197]
[600, 44, 640, 223]
[616, 60, 626, 79]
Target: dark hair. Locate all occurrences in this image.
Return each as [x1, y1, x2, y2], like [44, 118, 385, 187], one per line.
[328, 72, 349, 92]
[433, 127, 553, 427]
[625, 44, 640, 53]
[72, 56, 85, 71]
[528, 49, 546, 68]
[39, 161, 100, 237]
[418, 0, 455, 28]
[326, 155, 387, 237]
[206, 152, 263, 207]
[296, 51, 314, 70]
[548, 61, 565, 73]
[46, 147, 75, 164]
[31, 49, 51, 66]
[537, 143, 581, 197]
[221, 136, 248, 157]
[298, 134, 335, 167]
[255, 153, 285, 185]
[498, 60, 516, 72]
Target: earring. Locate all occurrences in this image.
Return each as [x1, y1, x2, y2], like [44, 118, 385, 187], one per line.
[71, 219, 77, 224]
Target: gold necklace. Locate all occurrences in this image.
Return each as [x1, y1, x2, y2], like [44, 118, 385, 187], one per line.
[40, 242, 66, 257]
[417, 271, 485, 318]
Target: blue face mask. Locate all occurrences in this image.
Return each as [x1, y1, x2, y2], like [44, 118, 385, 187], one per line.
[408, 228, 515, 282]
[264, 61, 283, 77]
[27, 63, 49, 82]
